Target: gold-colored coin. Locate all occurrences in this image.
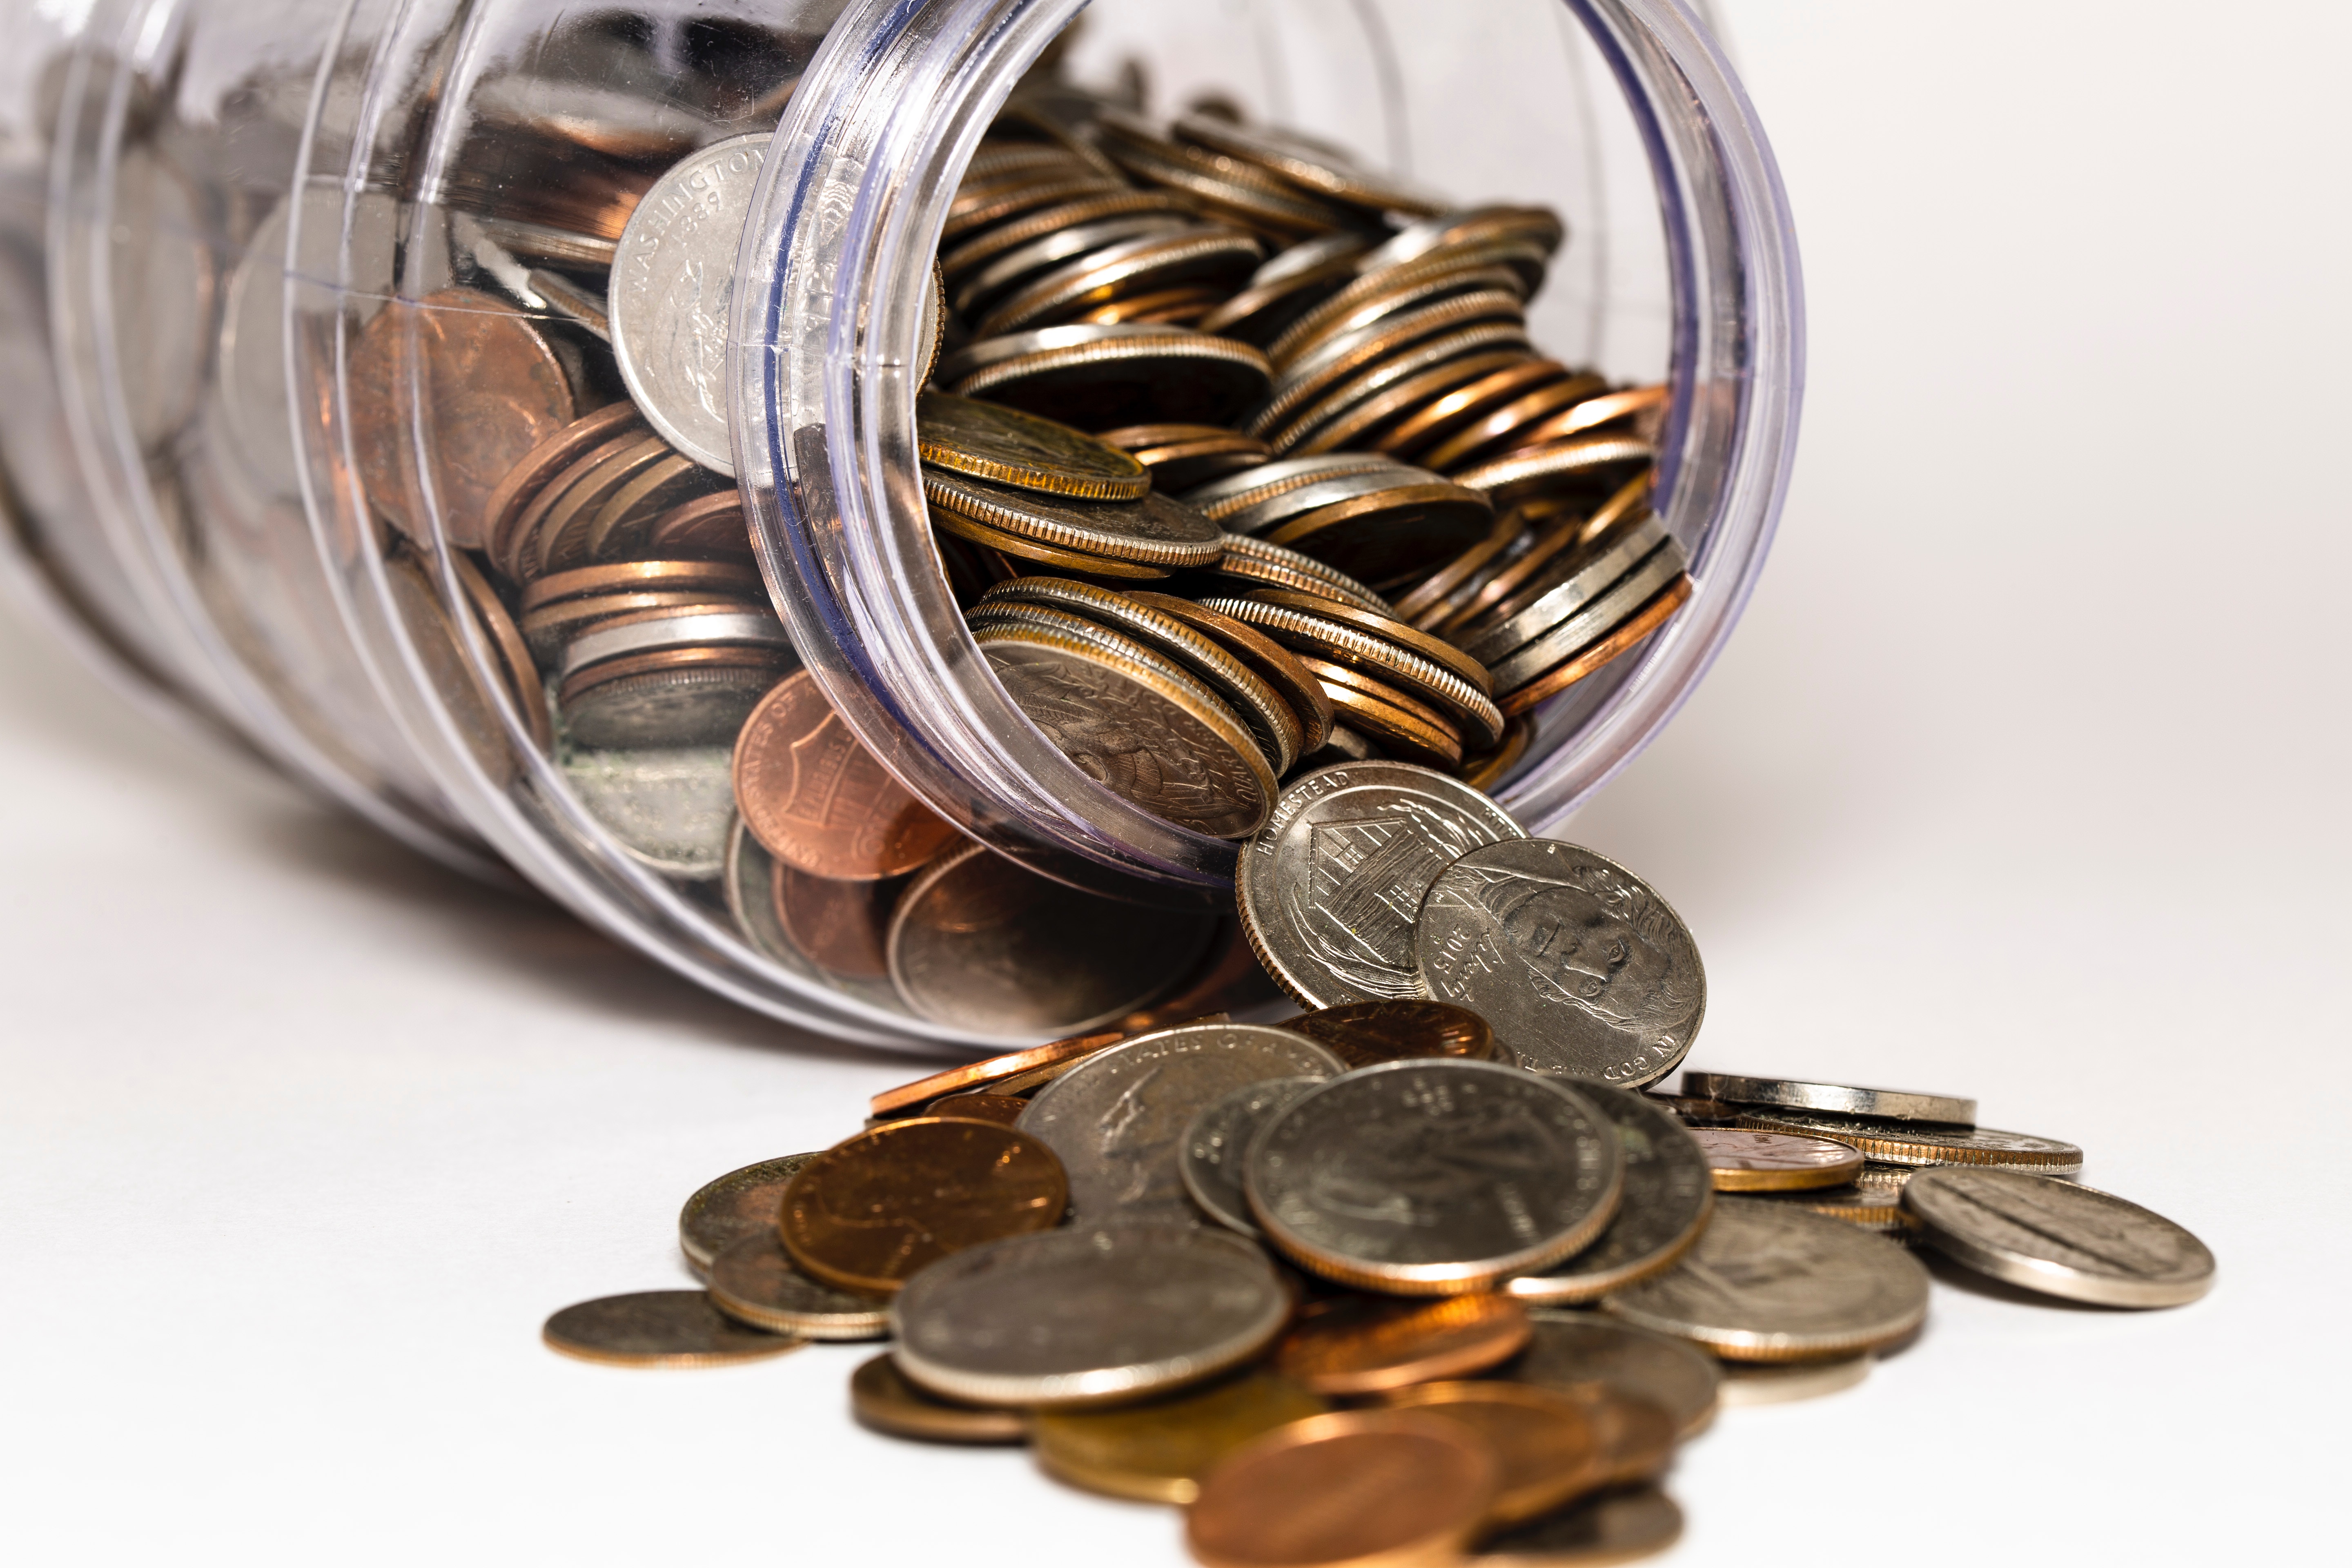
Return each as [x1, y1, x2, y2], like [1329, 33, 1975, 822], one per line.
[1298, 655, 1465, 771]
[869, 1029, 1127, 1117]
[1125, 591, 1336, 753]
[1379, 1382, 1607, 1528]
[1186, 1411, 1500, 1568]
[1200, 592, 1504, 750]
[1457, 716, 1533, 790]
[1206, 534, 1397, 615]
[541, 1291, 802, 1369]
[915, 390, 1150, 500]
[1273, 1293, 1531, 1396]
[1033, 1372, 1330, 1504]
[1497, 575, 1692, 717]
[926, 1091, 1031, 1125]
[849, 1352, 1029, 1444]
[1282, 999, 1497, 1068]
[924, 467, 1223, 567]
[1691, 1128, 1867, 1192]
[930, 506, 1176, 579]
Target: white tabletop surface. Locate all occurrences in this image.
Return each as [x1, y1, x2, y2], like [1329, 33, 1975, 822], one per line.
[4, 2, 2345, 1563]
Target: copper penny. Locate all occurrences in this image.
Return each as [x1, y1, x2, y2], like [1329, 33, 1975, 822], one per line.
[541, 1290, 801, 1368]
[1186, 1410, 1499, 1568]
[481, 401, 643, 576]
[778, 1116, 1068, 1295]
[867, 1029, 1127, 1118]
[925, 1092, 1031, 1125]
[517, 558, 762, 614]
[731, 670, 960, 880]
[1379, 1382, 1607, 1528]
[772, 863, 898, 980]
[1562, 1389, 1678, 1488]
[644, 490, 753, 560]
[849, 1352, 1029, 1444]
[1690, 1128, 1866, 1192]
[1282, 1000, 1496, 1069]
[1274, 1294, 1531, 1396]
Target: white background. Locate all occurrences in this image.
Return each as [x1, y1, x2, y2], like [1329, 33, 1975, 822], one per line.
[4, 1, 2346, 1561]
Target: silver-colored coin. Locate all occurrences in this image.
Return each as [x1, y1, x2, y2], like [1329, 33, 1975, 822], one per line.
[1472, 1486, 1682, 1567]
[562, 743, 737, 878]
[1506, 1083, 1713, 1304]
[1216, 468, 1436, 538]
[561, 662, 788, 751]
[1244, 1058, 1624, 1293]
[1749, 1163, 1918, 1237]
[1682, 1070, 1977, 1127]
[1730, 1108, 2084, 1177]
[608, 132, 769, 475]
[678, 1151, 815, 1274]
[1178, 1076, 1326, 1237]
[1415, 838, 1705, 1090]
[1181, 452, 1410, 520]
[1501, 1310, 1722, 1439]
[706, 1232, 893, 1340]
[559, 610, 793, 681]
[1455, 512, 1670, 665]
[1485, 539, 1688, 695]
[1903, 1167, 2216, 1308]
[1017, 1023, 1343, 1226]
[1715, 1354, 1872, 1407]
[112, 147, 213, 452]
[891, 1223, 1290, 1408]
[1238, 762, 1525, 1009]
[1602, 1197, 1931, 1361]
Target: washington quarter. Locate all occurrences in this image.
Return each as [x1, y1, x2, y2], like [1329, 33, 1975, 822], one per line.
[1506, 1082, 1713, 1304]
[1903, 1167, 2215, 1307]
[1180, 1076, 1327, 1237]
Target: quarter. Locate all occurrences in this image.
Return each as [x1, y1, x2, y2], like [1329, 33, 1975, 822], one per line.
[1902, 1167, 2215, 1307]
[541, 1290, 801, 1369]
[1506, 1083, 1714, 1303]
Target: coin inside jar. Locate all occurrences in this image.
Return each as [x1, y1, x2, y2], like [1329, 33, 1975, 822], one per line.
[1185, 1410, 1500, 1568]
[1273, 1294, 1532, 1396]
[1690, 1127, 1868, 1192]
[915, 389, 1151, 499]
[731, 670, 960, 880]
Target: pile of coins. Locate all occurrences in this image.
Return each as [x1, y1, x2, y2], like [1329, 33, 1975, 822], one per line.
[546, 760, 2217, 1568]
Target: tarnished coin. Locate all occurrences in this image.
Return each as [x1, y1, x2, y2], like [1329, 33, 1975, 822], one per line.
[1903, 1167, 2216, 1307]
[1415, 839, 1706, 1091]
[927, 1092, 1031, 1126]
[1500, 1311, 1721, 1440]
[1033, 1371, 1330, 1504]
[1274, 1294, 1531, 1395]
[1186, 1411, 1500, 1568]
[482, 401, 644, 574]
[1603, 1198, 1931, 1362]
[917, 390, 1150, 499]
[1473, 1486, 1684, 1567]
[541, 1291, 801, 1368]
[1017, 1022, 1343, 1226]
[706, 1232, 892, 1340]
[773, 863, 898, 980]
[1715, 1354, 1872, 1407]
[886, 843, 1217, 1036]
[940, 323, 1274, 430]
[731, 671, 960, 880]
[1281, 999, 1496, 1068]
[1507, 1083, 1714, 1304]
[1181, 1076, 1328, 1236]
[608, 132, 768, 474]
[1691, 1128, 1867, 1192]
[933, 507, 1176, 579]
[1246, 1059, 1624, 1294]
[678, 1152, 814, 1275]
[1556, 1389, 1677, 1488]
[1682, 1071, 1976, 1128]
[849, 1353, 1028, 1444]
[870, 1028, 1127, 1117]
[1731, 1109, 2084, 1177]
[892, 1224, 1290, 1408]
[779, 1116, 1068, 1294]
[1237, 762, 1524, 1009]
[1641, 1091, 1744, 1128]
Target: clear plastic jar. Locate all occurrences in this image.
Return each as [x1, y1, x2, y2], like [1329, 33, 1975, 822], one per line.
[2, 0, 1800, 1055]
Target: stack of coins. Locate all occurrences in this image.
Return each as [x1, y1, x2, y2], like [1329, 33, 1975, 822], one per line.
[546, 762, 2216, 1567]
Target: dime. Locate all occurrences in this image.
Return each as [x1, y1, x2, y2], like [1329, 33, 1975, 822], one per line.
[1499, 1311, 1722, 1441]
[1280, 999, 1497, 1068]
[1690, 1128, 1866, 1192]
[927, 468, 1223, 567]
[870, 1028, 1127, 1117]
[773, 863, 898, 979]
[940, 323, 1274, 430]
[731, 671, 959, 880]
[892, 1224, 1290, 1408]
[927, 1092, 1031, 1126]
[1681, 1071, 1977, 1127]
[678, 1152, 814, 1275]
[849, 1353, 1029, 1444]
[1902, 1167, 2216, 1307]
[1507, 1083, 1714, 1304]
[706, 1232, 893, 1340]
[1274, 1294, 1532, 1395]
[1017, 1021, 1343, 1226]
[1186, 1411, 1499, 1568]
[1715, 1354, 1872, 1408]
[1185, 454, 1413, 521]
[778, 1115, 1065, 1294]
[1380, 1382, 1605, 1528]
[1236, 761, 1523, 1009]
[1472, 1486, 1684, 1566]
[1032, 1371, 1330, 1504]
[608, 133, 771, 474]
[1415, 839, 1706, 1090]
[886, 844, 1217, 1035]
[1603, 1198, 1931, 1361]
[541, 1290, 801, 1368]
[915, 390, 1151, 500]
[1181, 1076, 1328, 1236]
[1731, 1109, 2085, 1177]
[1245, 1060, 1624, 1294]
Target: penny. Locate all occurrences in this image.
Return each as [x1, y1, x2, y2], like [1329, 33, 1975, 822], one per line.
[731, 670, 959, 880]
[541, 1290, 801, 1369]
[1204, 536, 1397, 615]
[1902, 1167, 2216, 1307]
[779, 1116, 1068, 1294]
[608, 132, 771, 474]
[1274, 1294, 1532, 1396]
[1731, 1109, 2085, 1177]
[642, 490, 751, 560]
[1180, 1076, 1329, 1236]
[1681, 1071, 1978, 1127]
[1715, 1354, 1873, 1407]
[1282, 1000, 1497, 1068]
[887, 843, 1218, 1036]
[1691, 1128, 1867, 1192]
[1236, 761, 1523, 1009]
[915, 390, 1151, 500]
[1125, 592, 1336, 753]
[1499, 1311, 1722, 1441]
[1380, 1382, 1606, 1527]
[1507, 1084, 1715, 1304]
[518, 558, 762, 613]
[892, 1224, 1290, 1408]
[1472, 1486, 1684, 1566]
[924, 468, 1223, 567]
[450, 552, 551, 753]
[870, 1029, 1128, 1118]
[482, 402, 643, 575]
[931, 508, 1176, 579]
[1496, 575, 1693, 718]
[1185, 1410, 1499, 1568]
[1246, 1060, 1624, 1294]
[706, 1232, 893, 1340]
[1603, 1198, 1931, 1361]
[678, 1152, 814, 1276]
[1415, 839, 1706, 1090]
[773, 862, 898, 979]
[927, 1092, 1031, 1126]
[849, 1353, 1029, 1444]
[940, 323, 1274, 431]
[1017, 1021, 1343, 1226]
[1033, 1371, 1330, 1504]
